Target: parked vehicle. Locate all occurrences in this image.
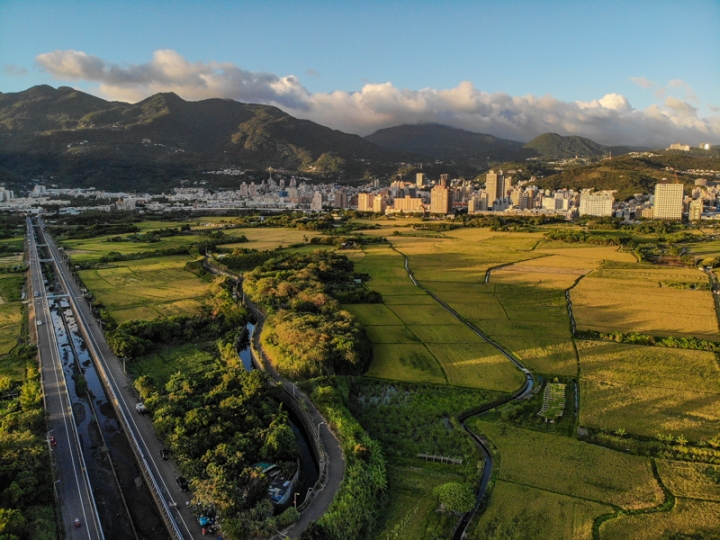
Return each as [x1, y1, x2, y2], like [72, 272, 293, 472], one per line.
[135, 403, 147, 414]
[176, 476, 189, 491]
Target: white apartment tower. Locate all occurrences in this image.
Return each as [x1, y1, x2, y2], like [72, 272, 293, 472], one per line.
[579, 191, 614, 217]
[653, 183, 684, 220]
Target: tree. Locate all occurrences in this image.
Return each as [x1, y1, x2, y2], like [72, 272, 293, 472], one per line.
[434, 482, 475, 514]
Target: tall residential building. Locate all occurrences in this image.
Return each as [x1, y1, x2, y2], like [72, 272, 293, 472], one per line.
[393, 196, 424, 214]
[310, 191, 324, 212]
[357, 192, 373, 212]
[653, 183, 684, 220]
[485, 170, 505, 208]
[689, 198, 703, 221]
[430, 185, 451, 214]
[373, 194, 386, 214]
[416, 173, 426, 188]
[579, 190, 614, 217]
[468, 192, 489, 213]
[333, 190, 348, 209]
[439, 174, 449, 188]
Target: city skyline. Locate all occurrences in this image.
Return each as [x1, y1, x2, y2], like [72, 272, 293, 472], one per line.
[1, 0, 719, 146]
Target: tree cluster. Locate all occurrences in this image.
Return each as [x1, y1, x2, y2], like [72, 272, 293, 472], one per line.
[244, 252, 372, 379]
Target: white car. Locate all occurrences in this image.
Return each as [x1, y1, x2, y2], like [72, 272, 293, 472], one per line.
[36, 320, 43, 326]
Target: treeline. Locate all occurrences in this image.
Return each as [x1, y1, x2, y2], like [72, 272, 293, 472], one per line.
[107, 278, 246, 358]
[301, 379, 387, 540]
[544, 229, 627, 245]
[50, 221, 140, 239]
[244, 252, 372, 379]
[463, 214, 566, 231]
[576, 329, 720, 352]
[0, 356, 58, 540]
[135, 361, 300, 538]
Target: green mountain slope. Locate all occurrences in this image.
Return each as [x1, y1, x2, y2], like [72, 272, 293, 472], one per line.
[523, 132, 637, 159]
[0, 85, 405, 190]
[365, 123, 532, 163]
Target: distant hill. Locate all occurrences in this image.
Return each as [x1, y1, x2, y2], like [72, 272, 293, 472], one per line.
[0, 85, 406, 191]
[365, 123, 532, 163]
[523, 132, 637, 159]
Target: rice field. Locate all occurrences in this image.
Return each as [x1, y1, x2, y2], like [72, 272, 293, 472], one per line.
[218, 227, 321, 250]
[78, 255, 211, 323]
[348, 243, 525, 392]
[577, 340, 720, 439]
[656, 459, 720, 502]
[571, 266, 719, 339]
[63, 233, 210, 263]
[470, 480, 613, 540]
[471, 421, 664, 510]
[599, 499, 720, 540]
[0, 273, 24, 355]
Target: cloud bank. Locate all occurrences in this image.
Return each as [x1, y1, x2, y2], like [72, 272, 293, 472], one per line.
[36, 49, 720, 146]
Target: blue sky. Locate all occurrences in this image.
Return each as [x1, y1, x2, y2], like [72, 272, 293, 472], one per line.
[1, 0, 719, 144]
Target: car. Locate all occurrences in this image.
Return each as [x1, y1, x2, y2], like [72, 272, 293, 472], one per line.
[176, 476, 189, 492]
[160, 448, 171, 460]
[135, 403, 147, 414]
[48, 434, 57, 447]
[36, 321, 43, 326]
[34, 291, 39, 298]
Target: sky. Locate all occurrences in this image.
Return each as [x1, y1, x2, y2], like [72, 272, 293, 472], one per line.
[1, 0, 719, 146]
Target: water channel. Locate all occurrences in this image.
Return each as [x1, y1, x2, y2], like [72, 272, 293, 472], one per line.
[42, 253, 168, 540]
[237, 323, 319, 508]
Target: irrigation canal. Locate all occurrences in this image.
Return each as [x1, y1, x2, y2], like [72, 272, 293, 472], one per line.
[395, 248, 538, 539]
[237, 323, 320, 508]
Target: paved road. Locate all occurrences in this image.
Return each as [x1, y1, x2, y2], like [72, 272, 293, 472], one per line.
[37, 218, 205, 540]
[27, 219, 105, 540]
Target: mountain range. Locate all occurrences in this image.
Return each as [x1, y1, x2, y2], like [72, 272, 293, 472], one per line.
[0, 85, 661, 192]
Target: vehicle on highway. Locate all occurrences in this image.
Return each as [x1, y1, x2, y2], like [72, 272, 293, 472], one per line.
[135, 402, 147, 414]
[34, 291, 39, 297]
[48, 434, 57, 447]
[160, 448, 171, 460]
[176, 476, 189, 492]
[74, 518, 81, 528]
[36, 321, 43, 326]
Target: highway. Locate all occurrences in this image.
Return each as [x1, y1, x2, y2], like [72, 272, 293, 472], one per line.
[27, 218, 105, 540]
[35, 218, 203, 540]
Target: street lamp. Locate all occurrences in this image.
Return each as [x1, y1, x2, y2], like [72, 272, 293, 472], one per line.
[293, 492, 299, 509]
[316, 421, 325, 443]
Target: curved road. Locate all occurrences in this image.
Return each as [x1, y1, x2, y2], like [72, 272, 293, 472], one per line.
[393, 248, 537, 539]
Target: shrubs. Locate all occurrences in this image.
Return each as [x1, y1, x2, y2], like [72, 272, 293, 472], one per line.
[245, 252, 373, 379]
[576, 329, 720, 352]
[434, 482, 475, 514]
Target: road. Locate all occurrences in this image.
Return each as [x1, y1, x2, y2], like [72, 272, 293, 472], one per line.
[35, 218, 205, 540]
[27, 218, 104, 540]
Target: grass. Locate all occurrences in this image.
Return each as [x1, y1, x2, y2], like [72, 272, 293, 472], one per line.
[577, 340, 720, 439]
[471, 421, 664, 510]
[129, 342, 217, 386]
[376, 465, 469, 540]
[572, 266, 719, 339]
[0, 274, 24, 356]
[599, 499, 720, 540]
[218, 227, 321, 250]
[63, 233, 210, 263]
[364, 344, 445, 384]
[470, 480, 613, 540]
[656, 459, 720, 502]
[78, 255, 211, 323]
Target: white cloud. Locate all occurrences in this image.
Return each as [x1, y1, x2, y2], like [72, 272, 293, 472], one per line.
[629, 76, 654, 89]
[35, 49, 720, 147]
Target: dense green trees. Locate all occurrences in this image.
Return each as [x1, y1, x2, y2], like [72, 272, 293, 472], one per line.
[244, 252, 372, 378]
[0, 365, 56, 540]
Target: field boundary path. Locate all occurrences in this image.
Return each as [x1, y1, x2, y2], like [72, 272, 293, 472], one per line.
[203, 259, 345, 540]
[390, 246, 538, 540]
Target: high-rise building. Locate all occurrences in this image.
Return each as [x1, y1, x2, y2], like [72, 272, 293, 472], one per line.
[430, 185, 451, 214]
[393, 196, 424, 213]
[373, 194, 386, 214]
[333, 190, 348, 209]
[653, 183, 684, 220]
[439, 174, 449, 188]
[579, 190, 614, 216]
[485, 170, 505, 208]
[357, 193, 373, 212]
[689, 198, 703, 221]
[416, 173, 426, 188]
[310, 191, 324, 212]
[468, 192, 489, 213]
